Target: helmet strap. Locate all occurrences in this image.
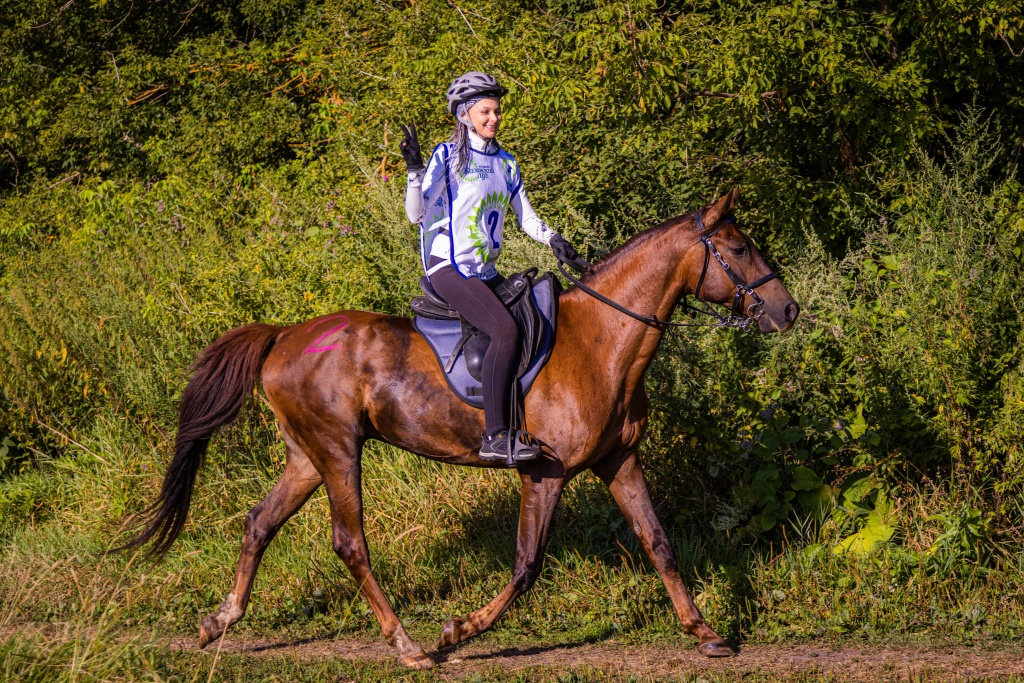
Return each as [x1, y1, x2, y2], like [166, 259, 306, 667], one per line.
[457, 98, 500, 141]
[459, 113, 495, 142]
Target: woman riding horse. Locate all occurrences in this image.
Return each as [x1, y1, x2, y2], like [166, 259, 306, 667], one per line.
[400, 71, 582, 464]
[122, 75, 800, 668]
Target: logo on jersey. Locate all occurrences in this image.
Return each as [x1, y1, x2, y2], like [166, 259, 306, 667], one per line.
[466, 191, 510, 261]
[459, 158, 494, 183]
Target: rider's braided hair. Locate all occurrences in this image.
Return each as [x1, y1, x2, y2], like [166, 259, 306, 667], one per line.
[450, 106, 472, 176]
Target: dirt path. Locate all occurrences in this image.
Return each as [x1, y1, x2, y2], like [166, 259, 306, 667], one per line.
[173, 634, 1024, 681]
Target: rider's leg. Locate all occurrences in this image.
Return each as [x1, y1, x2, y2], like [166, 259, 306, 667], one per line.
[429, 266, 518, 435]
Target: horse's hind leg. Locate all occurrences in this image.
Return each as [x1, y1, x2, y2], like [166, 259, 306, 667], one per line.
[319, 442, 433, 670]
[198, 443, 322, 648]
[592, 449, 733, 657]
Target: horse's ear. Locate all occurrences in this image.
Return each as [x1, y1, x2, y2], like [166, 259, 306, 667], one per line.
[704, 186, 740, 227]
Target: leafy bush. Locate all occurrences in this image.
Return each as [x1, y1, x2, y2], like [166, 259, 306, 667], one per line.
[0, 0, 1023, 647]
[643, 110, 1024, 554]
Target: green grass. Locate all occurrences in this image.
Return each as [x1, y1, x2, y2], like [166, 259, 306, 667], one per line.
[1, 410, 1023, 681]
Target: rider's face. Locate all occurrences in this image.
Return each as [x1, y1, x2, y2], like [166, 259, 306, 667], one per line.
[463, 98, 502, 139]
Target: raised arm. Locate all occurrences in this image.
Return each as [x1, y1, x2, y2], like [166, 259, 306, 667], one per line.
[401, 123, 447, 225]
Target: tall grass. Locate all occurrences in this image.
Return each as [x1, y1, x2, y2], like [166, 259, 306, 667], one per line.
[2, 433, 1023, 681]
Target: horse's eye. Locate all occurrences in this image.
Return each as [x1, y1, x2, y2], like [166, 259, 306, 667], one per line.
[731, 247, 747, 256]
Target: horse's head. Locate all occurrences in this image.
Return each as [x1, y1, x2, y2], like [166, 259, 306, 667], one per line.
[686, 188, 799, 333]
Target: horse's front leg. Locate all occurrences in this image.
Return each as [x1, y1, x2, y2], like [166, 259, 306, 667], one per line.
[437, 460, 567, 648]
[592, 449, 734, 657]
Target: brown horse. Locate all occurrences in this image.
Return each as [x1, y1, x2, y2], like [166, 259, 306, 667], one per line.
[127, 188, 798, 669]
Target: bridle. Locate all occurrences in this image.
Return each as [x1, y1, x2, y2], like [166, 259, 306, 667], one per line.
[555, 210, 780, 330]
[692, 211, 779, 323]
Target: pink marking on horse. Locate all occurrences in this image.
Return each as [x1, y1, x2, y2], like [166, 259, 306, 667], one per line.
[304, 315, 349, 354]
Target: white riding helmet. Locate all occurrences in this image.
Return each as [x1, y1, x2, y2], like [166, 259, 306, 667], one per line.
[446, 71, 508, 116]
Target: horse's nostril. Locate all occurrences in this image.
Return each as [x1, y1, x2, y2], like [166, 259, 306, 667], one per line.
[784, 302, 799, 322]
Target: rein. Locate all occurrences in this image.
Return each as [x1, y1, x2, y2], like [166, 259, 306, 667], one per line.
[556, 211, 780, 331]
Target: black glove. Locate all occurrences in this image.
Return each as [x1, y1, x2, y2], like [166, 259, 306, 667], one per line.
[550, 234, 588, 271]
[399, 123, 425, 173]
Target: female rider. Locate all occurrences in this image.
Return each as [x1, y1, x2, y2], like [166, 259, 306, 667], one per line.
[399, 71, 581, 464]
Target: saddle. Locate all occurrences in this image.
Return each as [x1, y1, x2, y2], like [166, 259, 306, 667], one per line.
[412, 269, 560, 410]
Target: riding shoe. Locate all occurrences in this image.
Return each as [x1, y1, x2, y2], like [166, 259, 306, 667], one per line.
[479, 429, 541, 467]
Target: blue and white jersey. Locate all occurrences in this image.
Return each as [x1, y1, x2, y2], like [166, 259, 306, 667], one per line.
[408, 135, 555, 279]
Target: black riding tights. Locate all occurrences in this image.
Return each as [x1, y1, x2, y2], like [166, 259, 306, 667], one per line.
[429, 265, 518, 436]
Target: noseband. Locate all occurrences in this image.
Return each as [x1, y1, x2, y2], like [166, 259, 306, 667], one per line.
[555, 210, 780, 330]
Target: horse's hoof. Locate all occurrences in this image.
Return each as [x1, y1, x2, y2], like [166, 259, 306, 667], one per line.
[198, 625, 215, 650]
[398, 650, 434, 670]
[437, 617, 466, 649]
[697, 638, 735, 658]
[198, 616, 221, 649]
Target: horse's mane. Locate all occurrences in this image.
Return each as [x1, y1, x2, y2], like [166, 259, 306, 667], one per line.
[578, 210, 697, 284]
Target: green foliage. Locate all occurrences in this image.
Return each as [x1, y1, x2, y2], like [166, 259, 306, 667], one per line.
[0, 0, 1023, 656]
[833, 491, 895, 557]
[642, 110, 1024, 552]
[925, 505, 998, 572]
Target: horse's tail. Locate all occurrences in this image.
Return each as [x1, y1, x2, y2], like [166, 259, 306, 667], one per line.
[122, 322, 281, 559]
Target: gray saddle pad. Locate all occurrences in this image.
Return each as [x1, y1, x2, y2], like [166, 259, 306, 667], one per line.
[413, 276, 558, 408]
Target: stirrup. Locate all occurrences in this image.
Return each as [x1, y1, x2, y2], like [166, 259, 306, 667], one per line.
[479, 429, 542, 467]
